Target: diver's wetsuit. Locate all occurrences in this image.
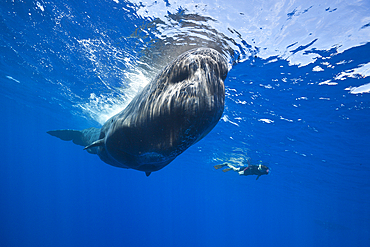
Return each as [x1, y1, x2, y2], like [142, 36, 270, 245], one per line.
[239, 165, 269, 179]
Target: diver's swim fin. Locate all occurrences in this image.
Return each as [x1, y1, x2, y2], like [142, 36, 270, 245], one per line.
[145, 171, 151, 177]
[223, 168, 232, 172]
[256, 175, 260, 180]
[214, 164, 227, 170]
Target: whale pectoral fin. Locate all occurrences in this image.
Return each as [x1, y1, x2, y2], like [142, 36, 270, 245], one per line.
[84, 139, 104, 150]
[145, 172, 152, 177]
[47, 129, 85, 146]
[47, 127, 101, 155]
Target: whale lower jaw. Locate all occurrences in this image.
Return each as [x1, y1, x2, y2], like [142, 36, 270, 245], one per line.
[105, 150, 176, 172]
[136, 152, 171, 169]
[135, 152, 180, 172]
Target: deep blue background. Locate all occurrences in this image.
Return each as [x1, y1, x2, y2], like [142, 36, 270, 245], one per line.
[1, 1, 370, 247]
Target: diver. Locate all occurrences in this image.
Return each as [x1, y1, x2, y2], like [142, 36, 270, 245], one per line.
[214, 162, 270, 180]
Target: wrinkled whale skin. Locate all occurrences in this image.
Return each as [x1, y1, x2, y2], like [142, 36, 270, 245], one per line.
[48, 48, 228, 175]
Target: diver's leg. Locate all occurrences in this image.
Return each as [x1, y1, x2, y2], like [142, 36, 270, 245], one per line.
[226, 164, 241, 172]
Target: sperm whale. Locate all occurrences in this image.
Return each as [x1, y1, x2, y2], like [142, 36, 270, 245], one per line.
[47, 48, 228, 176]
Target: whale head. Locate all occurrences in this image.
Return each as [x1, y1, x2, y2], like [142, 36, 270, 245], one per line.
[100, 48, 228, 173]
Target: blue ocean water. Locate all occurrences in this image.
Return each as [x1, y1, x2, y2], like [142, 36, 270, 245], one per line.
[1, 0, 370, 246]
